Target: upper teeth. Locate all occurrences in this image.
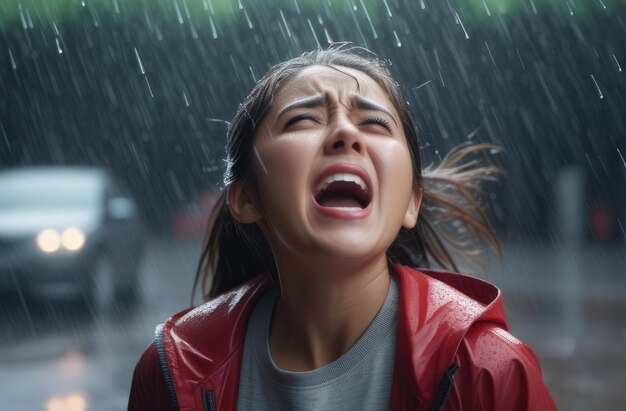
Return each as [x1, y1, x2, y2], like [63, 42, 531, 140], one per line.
[316, 173, 368, 194]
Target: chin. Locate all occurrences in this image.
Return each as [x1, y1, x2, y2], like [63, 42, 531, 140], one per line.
[314, 236, 388, 262]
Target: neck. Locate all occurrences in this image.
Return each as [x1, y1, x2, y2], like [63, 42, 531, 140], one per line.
[268, 253, 391, 371]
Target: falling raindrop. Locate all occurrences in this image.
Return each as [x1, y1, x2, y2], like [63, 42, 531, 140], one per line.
[209, 16, 217, 39]
[206, 118, 231, 127]
[393, 30, 401, 47]
[144, 76, 154, 98]
[413, 79, 431, 90]
[144, 12, 155, 33]
[529, 0, 538, 15]
[18, 3, 27, 29]
[81, 0, 85, 6]
[617, 148, 626, 169]
[183, 91, 190, 107]
[134, 47, 146, 74]
[173, 0, 183, 24]
[566, 1, 574, 16]
[307, 18, 321, 48]
[230, 54, 240, 82]
[279, 10, 291, 38]
[243, 7, 253, 29]
[454, 10, 470, 39]
[586, 153, 600, 181]
[113, 0, 120, 14]
[155, 24, 163, 41]
[25, 8, 33, 29]
[618, 219, 626, 239]
[485, 41, 496, 66]
[382, 0, 393, 18]
[56, 38, 63, 54]
[88, 1, 101, 27]
[249, 66, 256, 82]
[438, 70, 445, 87]
[293, 0, 301, 14]
[466, 124, 482, 140]
[183, 0, 192, 19]
[597, 0, 607, 9]
[359, 0, 378, 39]
[0, 123, 10, 154]
[238, 0, 243, 9]
[433, 47, 441, 67]
[324, 27, 333, 43]
[481, 0, 491, 16]
[8, 48, 16, 70]
[189, 20, 198, 40]
[612, 54, 622, 72]
[597, 154, 609, 175]
[590, 74, 604, 99]
[419, 0, 426, 10]
[516, 48, 526, 71]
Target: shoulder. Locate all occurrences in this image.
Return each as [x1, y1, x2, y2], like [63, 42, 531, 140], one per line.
[450, 322, 557, 410]
[159, 275, 270, 357]
[164, 274, 269, 336]
[462, 323, 544, 374]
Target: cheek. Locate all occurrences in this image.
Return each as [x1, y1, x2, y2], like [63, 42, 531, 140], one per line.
[377, 142, 414, 211]
[252, 139, 316, 207]
[378, 141, 413, 182]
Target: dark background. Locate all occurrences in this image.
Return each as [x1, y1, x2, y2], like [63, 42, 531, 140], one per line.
[1, 0, 625, 409]
[2, 0, 624, 239]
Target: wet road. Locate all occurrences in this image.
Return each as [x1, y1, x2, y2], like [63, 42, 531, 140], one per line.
[1, 237, 625, 410]
[0, 236, 201, 411]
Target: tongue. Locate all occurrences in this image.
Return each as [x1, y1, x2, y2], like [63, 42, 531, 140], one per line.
[319, 196, 362, 208]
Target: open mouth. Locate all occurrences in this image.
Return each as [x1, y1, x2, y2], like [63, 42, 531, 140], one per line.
[314, 173, 371, 209]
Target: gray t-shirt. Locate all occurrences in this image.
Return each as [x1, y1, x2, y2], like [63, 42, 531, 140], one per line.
[236, 278, 399, 411]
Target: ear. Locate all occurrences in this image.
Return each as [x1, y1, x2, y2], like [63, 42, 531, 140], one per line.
[227, 181, 263, 224]
[402, 187, 423, 229]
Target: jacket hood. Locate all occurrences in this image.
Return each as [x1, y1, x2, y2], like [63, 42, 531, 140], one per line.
[391, 265, 508, 406]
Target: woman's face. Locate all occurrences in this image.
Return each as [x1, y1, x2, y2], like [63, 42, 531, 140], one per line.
[245, 65, 420, 263]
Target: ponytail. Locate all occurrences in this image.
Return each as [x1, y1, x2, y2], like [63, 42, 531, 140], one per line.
[388, 143, 503, 271]
[193, 142, 503, 303]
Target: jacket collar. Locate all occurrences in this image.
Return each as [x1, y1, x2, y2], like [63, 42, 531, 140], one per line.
[161, 265, 507, 410]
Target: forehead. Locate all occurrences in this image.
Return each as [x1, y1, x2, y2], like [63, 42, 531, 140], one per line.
[272, 65, 393, 108]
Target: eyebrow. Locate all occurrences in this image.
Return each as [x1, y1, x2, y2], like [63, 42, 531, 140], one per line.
[352, 96, 398, 126]
[277, 94, 324, 119]
[276, 94, 398, 126]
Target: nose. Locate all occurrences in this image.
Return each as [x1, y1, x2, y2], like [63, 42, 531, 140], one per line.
[324, 120, 365, 156]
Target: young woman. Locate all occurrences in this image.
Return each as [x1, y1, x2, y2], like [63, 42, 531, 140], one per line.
[128, 45, 556, 411]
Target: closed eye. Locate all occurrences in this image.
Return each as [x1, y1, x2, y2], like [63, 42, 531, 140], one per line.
[361, 116, 391, 132]
[285, 113, 321, 128]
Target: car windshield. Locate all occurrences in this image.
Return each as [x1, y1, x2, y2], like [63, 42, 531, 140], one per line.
[0, 170, 103, 209]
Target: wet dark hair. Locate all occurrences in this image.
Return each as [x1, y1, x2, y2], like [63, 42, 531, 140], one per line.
[194, 44, 502, 301]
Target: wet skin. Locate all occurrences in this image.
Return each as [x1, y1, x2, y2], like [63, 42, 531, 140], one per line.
[228, 65, 422, 370]
[251, 65, 419, 261]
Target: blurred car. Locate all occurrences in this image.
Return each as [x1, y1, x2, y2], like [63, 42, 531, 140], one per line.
[170, 191, 220, 238]
[0, 166, 144, 313]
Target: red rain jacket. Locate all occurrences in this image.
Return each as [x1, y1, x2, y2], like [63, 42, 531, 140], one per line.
[128, 265, 556, 410]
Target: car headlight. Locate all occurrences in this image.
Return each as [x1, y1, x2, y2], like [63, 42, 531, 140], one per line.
[37, 228, 85, 253]
[37, 229, 61, 253]
[61, 228, 86, 251]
